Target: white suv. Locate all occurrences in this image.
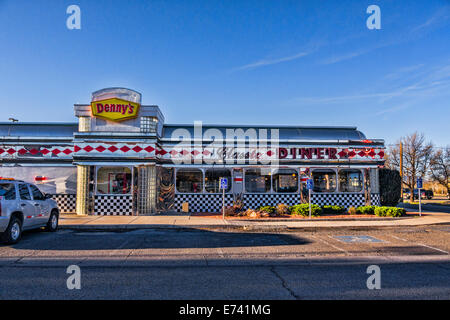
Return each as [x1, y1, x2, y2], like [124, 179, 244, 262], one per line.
[0, 179, 60, 244]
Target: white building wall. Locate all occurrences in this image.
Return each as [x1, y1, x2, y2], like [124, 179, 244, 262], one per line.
[0, 166, 77, 194]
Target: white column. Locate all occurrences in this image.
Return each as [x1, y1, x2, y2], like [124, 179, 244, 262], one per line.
[76, 165, 90, 215]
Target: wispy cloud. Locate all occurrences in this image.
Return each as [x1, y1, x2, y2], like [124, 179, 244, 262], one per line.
[320, 6, 450, 65]
[412, 6, 450, 32]
[286, 61, 450, 115]
[383, 64, 425, 80]
[231, 51, 312, 72]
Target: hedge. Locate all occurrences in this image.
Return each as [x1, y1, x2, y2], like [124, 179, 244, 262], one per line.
[356, 206, 377, 215]
[258, 206, 276, 214]
[379, 168, 402, 206]
[322, 205, 346, 214]
[374, 206, 406, 217]
[289, 204, 322, 217]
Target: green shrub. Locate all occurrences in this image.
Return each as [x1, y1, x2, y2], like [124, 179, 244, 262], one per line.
[356, 206, 377, 215]
[258, 206, 275, 214]
[374, 206, 406, 217]
[289, 204, 322, 217]
[322, 205, 346, 214]
[348, 206, 357, 215]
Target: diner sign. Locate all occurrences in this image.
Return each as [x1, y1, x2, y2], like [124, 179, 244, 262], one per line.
[91, 97, 140, 122]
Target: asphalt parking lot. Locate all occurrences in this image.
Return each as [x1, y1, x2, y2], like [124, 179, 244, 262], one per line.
[0, 226, 449, 299]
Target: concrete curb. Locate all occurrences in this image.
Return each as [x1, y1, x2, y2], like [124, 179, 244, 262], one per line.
[59, 221, 450, 232]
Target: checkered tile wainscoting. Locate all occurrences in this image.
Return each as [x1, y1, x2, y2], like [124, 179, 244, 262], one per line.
[173, 193, 381, 213]
[51, 194, 76, 213]
[94, 195, 133, 215]
[311, 193, 380, 208]
[371, 193, 380, 206]
[174, 194, 234, 213]
[243, 194, 300, 209]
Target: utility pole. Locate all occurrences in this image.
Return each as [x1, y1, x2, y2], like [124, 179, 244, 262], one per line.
[399, 142, 403, 202]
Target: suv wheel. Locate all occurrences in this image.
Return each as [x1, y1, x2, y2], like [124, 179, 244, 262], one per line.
[45, 211, 59, 232]
[2, 216, 22, 244]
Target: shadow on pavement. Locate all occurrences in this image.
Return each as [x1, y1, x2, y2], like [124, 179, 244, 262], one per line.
[8, 228, 312, 251]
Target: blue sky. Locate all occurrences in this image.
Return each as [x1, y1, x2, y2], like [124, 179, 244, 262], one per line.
[0, 0, 449, 146]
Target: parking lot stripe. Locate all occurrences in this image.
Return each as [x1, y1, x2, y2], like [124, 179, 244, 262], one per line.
[389, 235, 449, 255]
[310, 235, 349, 254]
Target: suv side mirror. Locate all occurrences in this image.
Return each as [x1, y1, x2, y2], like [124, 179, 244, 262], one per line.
[44, 193, 53, 199]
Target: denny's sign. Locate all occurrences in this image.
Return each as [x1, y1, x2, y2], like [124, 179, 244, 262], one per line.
[91, 98, 140, 122]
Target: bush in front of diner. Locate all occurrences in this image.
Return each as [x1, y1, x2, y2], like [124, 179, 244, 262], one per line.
[322, 205, 346, 214]
[355, 205, 377, 215]
[258, 206, 276, 215]
[374, 206, 406, 217]
[289, 204, 322, 217]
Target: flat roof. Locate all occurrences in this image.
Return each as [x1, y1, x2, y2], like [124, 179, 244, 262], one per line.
[0, 122, 369, 141]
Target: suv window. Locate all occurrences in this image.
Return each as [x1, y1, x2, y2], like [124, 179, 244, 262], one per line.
[29, 184, 45, 200]
[0, 183, 16, 200]
[18, 184, 31, 200]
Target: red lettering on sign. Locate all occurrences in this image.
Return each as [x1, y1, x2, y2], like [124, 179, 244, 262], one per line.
[317, 148, 324, 159]
[278, 148, 288, 159]
[290, 148, 297, 159]
[300, 148, 312, 159]
[96, 103, 104, 113]
[329, 148, 337, 159]
[128, 105, 134, 114]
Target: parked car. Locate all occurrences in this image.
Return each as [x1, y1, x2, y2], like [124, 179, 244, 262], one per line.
[403, 188, 411, 198]
[413, 189, 433, 200]
[0, 178, 59, 244]
[403, 188, 433, 200]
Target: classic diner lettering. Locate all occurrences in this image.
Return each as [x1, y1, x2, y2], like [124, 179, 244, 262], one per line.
[95, 102, 135, 115]
[278, 147, 338, 159]
[90, 97, 140, 122]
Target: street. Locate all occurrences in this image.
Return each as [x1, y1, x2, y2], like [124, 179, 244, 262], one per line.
[0, 225, 449, 299]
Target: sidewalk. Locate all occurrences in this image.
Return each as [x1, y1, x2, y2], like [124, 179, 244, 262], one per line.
[59, 211, 450, 231]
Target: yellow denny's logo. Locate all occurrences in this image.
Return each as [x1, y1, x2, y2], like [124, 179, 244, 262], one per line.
[91, 98, 140, 122]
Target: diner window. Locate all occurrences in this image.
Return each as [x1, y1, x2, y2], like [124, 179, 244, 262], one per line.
[140, 116, 158, 133]
[273, 169, 298, 193]
[245, 169, 271, 193]
[339, 169, 363, 192]
[176, 169, 203, 193]
[97, 167, 132, 194]
[312, 169, 336, 193]
[205, 169, 232, 193]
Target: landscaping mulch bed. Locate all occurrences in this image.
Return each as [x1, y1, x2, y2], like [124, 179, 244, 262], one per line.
[191, 212, 419, 220]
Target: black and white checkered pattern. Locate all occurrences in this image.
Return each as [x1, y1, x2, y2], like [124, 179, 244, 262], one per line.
[243, 194, 300, 209]
[173, 192, 382, 213]
[311, 193, 380, 208]
[94, 195, 133, 215]
[174, 194, 234, 213]
[371, 193, 380, 206]
[51, 194, 76, 213]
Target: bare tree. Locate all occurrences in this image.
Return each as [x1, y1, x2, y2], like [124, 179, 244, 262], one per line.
[386, 132, 433, 202]
[430, 147, 450, 199]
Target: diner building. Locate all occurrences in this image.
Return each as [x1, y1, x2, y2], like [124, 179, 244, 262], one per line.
[0, 88, 386, 215]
